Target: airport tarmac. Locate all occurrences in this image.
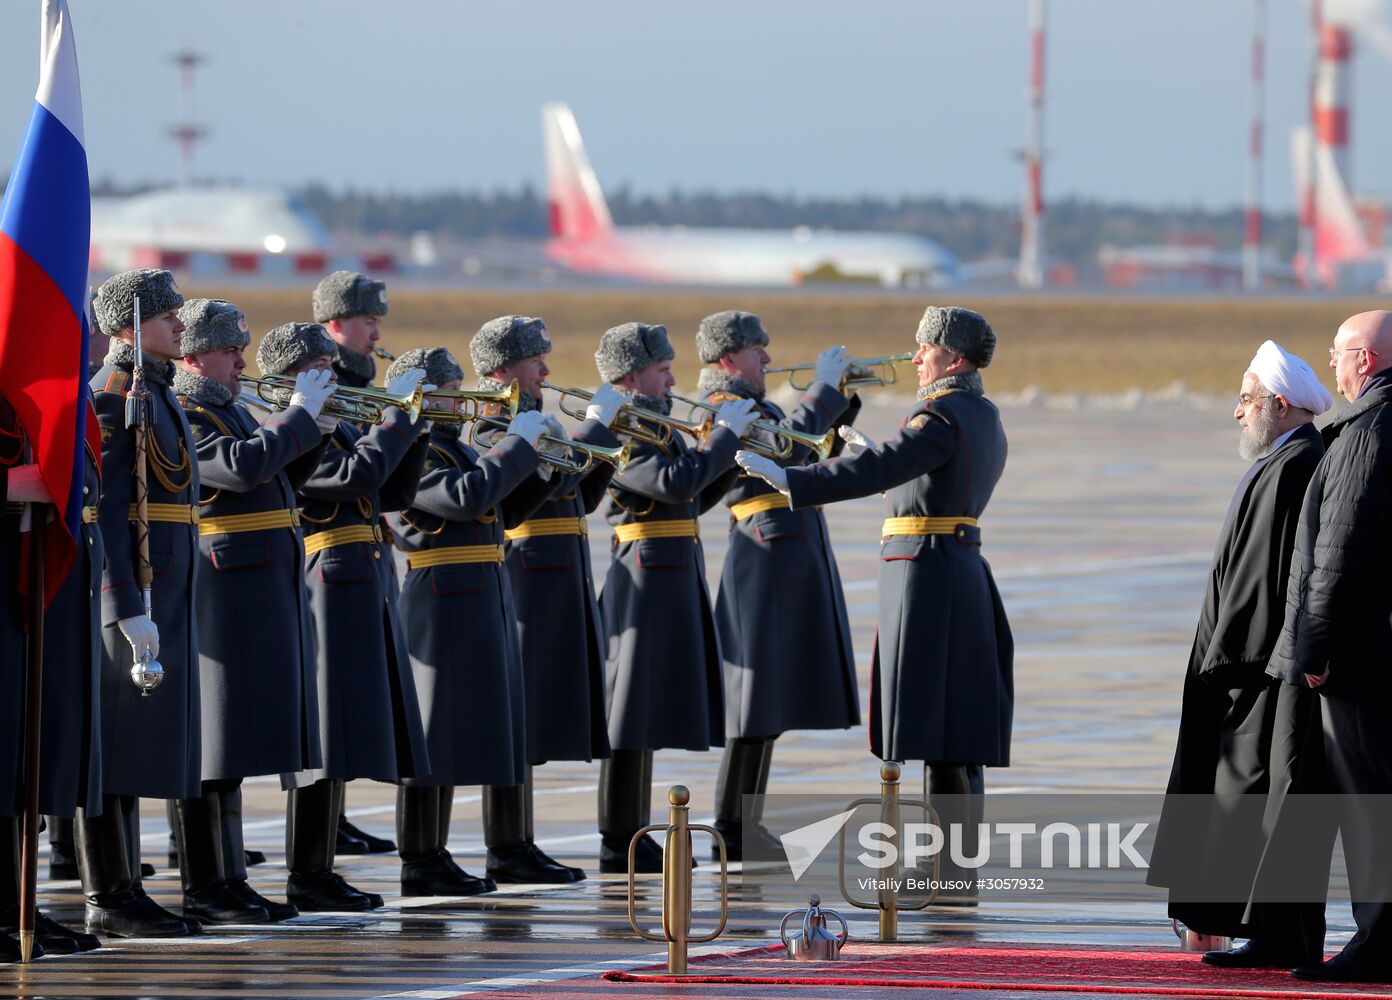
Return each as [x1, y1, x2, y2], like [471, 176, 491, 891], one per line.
[2, 395, 1357, 998]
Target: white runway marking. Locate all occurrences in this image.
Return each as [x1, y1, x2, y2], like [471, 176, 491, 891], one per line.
[372, 944, 734, 998]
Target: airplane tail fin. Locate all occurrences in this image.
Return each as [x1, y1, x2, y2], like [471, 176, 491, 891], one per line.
[542, 103, 613, 242]
[1292, 125, 1372, 283]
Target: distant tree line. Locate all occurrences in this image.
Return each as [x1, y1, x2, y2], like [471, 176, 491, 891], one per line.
[293, 182, 1299, 269]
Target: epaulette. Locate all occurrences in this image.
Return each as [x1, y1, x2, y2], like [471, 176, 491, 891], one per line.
[179, 399, 234, 439]
[101, 370, 129, 396]
[906, 413, 932, 431]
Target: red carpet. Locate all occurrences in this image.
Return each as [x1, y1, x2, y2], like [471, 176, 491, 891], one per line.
[602, 942, 1392, 997]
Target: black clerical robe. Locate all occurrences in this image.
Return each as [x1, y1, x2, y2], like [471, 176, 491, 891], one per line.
[1148, 421, 1324, 940]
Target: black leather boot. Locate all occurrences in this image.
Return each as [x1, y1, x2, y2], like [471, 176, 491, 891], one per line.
[599, 749, 663, 873]
[713, 738, 782, 861]
[175, 787, 268, 924]
[522, 766, 585, 882]
[287, 780, 381, 912]
[47, 816, 78, 880]
[0, 817, 97, 953]
[77, 796, 190, 938]
[338, 783, 395, 854]
[397, 785, 493, 896]
[216, 784, 296, 921]
[923, 762, 983, 905]
[484, 774, 581, 884]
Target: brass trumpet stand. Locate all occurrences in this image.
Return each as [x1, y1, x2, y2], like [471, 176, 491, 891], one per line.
[626, 786, 729, 975]
[836, 761, 937, 942]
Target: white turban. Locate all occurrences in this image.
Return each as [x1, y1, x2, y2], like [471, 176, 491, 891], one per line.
[1248, 340, 1333, 416]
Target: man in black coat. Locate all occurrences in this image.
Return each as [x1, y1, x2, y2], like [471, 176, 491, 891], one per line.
[311, 270, 401, 855]
[1267, 311, 1392, 984]
[1147, 341, 1330, 969]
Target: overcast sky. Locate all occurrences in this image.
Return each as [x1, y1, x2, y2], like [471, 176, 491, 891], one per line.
[2, 1, 1389, 212]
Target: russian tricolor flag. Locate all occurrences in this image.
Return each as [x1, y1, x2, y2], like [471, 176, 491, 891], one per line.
[0, 0, 94, 605]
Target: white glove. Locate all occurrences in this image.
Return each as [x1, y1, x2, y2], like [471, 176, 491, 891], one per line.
[4, 464, 50, 503]
[813, 345, 853, 388]
[838, 425, 877, 456]
[288, 368, 336, 419]
[538, 415, 570, 458]
[385, 368, 427, 401]
[714, 398, 758, 437]
[736, 450, 790, 496]
[584, 383, 627, 428]
[315, 411, 340, 436]
[117, 615, 160, 662]
[506, 410, 548, 447]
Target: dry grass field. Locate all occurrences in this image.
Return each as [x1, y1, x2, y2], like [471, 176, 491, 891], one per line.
[191, 287, 1386, 396]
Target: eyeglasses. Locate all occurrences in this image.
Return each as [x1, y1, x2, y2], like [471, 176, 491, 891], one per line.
[1330, 345, 1377, 360]
[1237, 392, 1275, 408]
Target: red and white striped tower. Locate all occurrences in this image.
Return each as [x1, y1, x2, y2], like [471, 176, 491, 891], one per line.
[1243, 0, 1266, 291]
[1297, 0, 1321, 287]
[1314, 17, 1353, 189]
[1018, 0, 1046, 290]
[166, 51, 208, 188]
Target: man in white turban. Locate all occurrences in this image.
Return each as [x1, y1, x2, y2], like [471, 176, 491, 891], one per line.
[1149, 340, 1330, 972]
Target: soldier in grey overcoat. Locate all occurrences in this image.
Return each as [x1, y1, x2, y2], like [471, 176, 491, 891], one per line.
[387, 343, 555, 895]
[739, 306, 1013, 902]
[0, 398, 104, 956]
[312, 270, 400, 854]
[259, 322, 430, 913]
[475, 317, 625, 885]
[694, 311, 861, 860]
[79, 269, 205, 937]
[592, 322, 758, 872]
[170, 299, 334, 925]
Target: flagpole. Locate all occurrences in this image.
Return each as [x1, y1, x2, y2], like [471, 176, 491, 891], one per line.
[18, 513, 45, 964]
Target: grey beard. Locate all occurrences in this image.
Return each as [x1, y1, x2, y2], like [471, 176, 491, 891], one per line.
[1238, 404, 1280, 461]
[917, 371, 984, 400]
[172, 368, 234, 407]
[477, 376, 541, 413]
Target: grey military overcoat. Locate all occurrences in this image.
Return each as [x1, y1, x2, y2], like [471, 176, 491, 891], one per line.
[599, 419, 740, 752]
[180, 396, 326, 780]
[503, 418, 618, 764]
[287, 408, 429, 788]
[391, 425, 544, 787]
[705, 381, 860, 739]
[92, 358, 203, 800]
[786, 389, 1013, 765]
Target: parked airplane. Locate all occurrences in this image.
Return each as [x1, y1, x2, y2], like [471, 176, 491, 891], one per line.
[90, 185, 333, 275]
[541, 103, 960, 288]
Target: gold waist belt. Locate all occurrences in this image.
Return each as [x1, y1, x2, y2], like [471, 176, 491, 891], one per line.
[199, 509, 301, 536]
[6, 503, 97, 522]
[303, 523, 383, 555]
[407, 544, 504, 569]
[881, 516, 978, 537]
[504, 517, 588, 541]
[614, 519, 699, 543]
[128, 503, 199, 525]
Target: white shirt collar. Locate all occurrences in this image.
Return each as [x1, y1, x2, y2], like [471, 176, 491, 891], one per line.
[1256, 426, 1300, 462]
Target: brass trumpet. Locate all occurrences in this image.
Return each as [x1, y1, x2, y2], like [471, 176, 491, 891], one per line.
[469, 416, 633, 474]
[671, 393, 835, 461]
[237, 374, 426, 424]
[542, 381, 706, 447]
[765, 352, 915, 391]
[422, 380, 520, 422]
